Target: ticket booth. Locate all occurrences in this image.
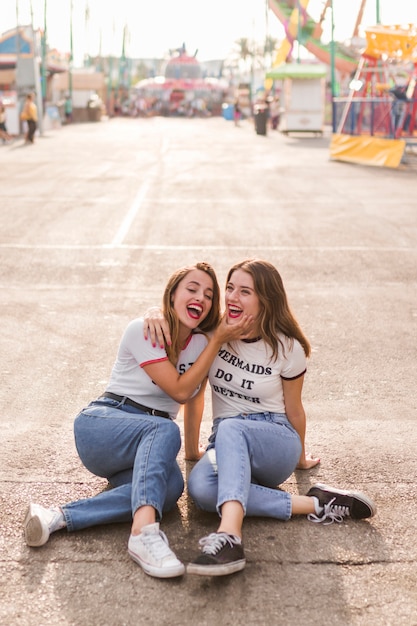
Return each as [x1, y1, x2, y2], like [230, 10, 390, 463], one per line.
[266, 63, 327, 134]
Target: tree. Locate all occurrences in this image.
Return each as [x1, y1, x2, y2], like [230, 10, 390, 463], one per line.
[235, 37, 253, 64]
[263, 35, 278, 58]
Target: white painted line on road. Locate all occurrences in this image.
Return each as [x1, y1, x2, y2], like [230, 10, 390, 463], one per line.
[110, 180, 151, 247]
[0, 244, 414, 252]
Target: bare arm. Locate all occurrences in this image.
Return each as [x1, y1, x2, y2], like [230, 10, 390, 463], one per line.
[143, 313, 253, 404]
[183, 380, 207, 461]
[282, 376, 320, 470]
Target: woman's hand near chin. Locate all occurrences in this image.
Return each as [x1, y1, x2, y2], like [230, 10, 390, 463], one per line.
[213, 311, 254, 344]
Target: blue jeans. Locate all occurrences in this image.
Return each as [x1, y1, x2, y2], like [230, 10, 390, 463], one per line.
[188, 413, 301, 521]
[62, 398, 183, 532]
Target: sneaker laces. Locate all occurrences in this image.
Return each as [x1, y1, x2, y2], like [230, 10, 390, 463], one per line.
[142, 530, 175, 560]
[199, 532, 240, 555]
[307, 497, 350, 525]
[47, 507, 66, 533]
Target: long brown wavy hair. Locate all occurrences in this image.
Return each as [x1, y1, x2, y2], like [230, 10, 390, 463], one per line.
[162, 262, 221, 364]
[226, 259, 311, 361]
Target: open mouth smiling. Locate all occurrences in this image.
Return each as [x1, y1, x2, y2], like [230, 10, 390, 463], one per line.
[187, 303, 203, 319]
[228, 305, 243, 319]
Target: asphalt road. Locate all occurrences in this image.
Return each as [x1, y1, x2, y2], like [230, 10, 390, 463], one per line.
[1, 116, 416, 625]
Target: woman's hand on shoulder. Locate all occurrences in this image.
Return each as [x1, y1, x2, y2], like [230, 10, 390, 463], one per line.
[296, 453, 320, 470]
[143, 307, 171, 347]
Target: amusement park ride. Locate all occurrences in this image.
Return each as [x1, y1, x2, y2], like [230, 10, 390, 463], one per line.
[267, 0, 417, 167]
[132, 45, 228, 116]
[331, 23, 417, 167]
[0, 1, 415, 166]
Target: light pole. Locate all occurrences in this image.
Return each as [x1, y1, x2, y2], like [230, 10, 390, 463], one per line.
[330, 0, 337, 132]
[41, 0, 47, 102]
[69, 0, 73, 101]
[29, 0, 44, 134]
[297, 0, 301, 64]
[376, 0, 381, 24]
[15, 0, 19, 60]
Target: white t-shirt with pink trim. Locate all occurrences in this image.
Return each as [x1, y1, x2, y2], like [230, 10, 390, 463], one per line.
[105, 318, 208, 419]
[209, 335, 307, 419]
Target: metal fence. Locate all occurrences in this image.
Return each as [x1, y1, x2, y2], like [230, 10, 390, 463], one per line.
[333, 97, 417, 141]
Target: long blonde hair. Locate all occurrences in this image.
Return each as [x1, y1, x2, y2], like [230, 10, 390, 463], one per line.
[162, 262, 221, 364]
[226, 259, 311, 360]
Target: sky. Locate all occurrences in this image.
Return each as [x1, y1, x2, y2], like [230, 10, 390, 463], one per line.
[2, 0, 416, 65]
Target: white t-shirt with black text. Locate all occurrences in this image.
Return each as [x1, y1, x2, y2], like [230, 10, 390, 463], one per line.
[209, 336, 306, 419]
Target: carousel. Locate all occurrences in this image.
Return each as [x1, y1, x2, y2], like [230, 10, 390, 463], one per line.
[131, 45, 228, 117]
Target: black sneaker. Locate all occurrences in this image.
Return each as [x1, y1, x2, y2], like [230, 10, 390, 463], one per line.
[187, 532, 246, 576]
[306, 483, 376, 524]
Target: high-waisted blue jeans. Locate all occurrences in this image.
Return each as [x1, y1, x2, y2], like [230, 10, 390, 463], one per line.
[188, 413, 301, 521]
[62, 398, 183, 532]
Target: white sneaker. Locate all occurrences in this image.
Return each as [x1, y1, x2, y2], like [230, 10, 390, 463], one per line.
[24, 503, 66, 547]
[128, 523, 185, 578]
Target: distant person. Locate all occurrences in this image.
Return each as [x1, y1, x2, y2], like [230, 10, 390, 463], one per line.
[23, 263, 252, 579]
[20, 93, 38, 144]
[0, 102, 12, 143]
[107, 89, 115, 117]
[144, 258, 377, 577]
[234, 99, 242, 126]
[269, 96, 280, 130]
[113, 92, 121, 116]
[64, 95, 73, 123]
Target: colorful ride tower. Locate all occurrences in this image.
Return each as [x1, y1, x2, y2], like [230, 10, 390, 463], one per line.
[331, 24, 417, 168]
